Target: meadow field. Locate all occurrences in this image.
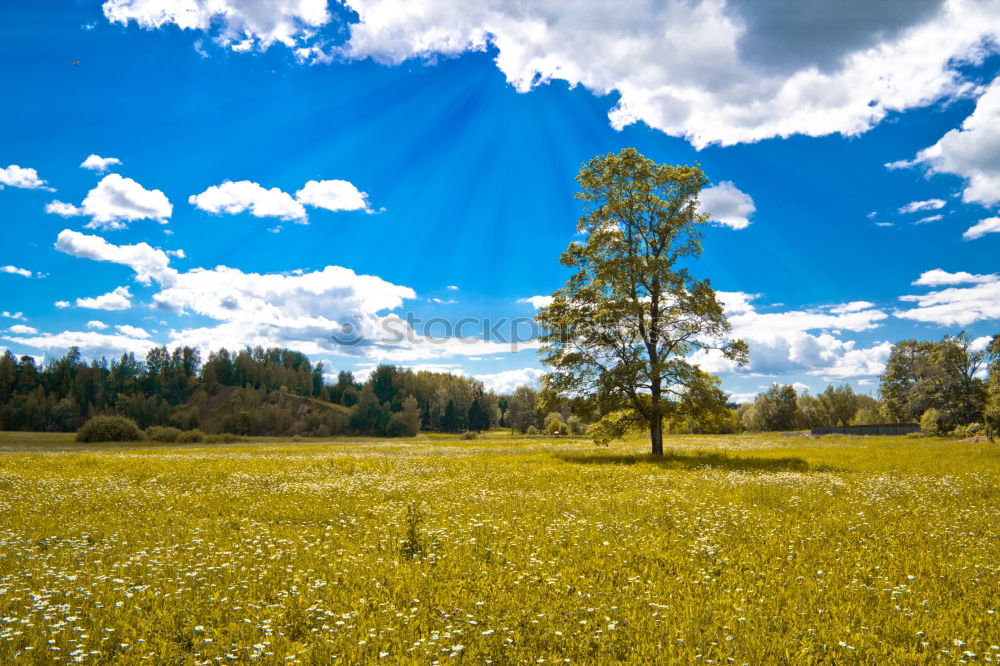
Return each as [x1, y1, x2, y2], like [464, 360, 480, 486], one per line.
[0, 432, 997, 664]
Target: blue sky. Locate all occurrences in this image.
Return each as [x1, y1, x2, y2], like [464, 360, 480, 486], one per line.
[2, 1, 999, 400]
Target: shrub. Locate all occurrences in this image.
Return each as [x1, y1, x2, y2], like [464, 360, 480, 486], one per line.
[526, 425, 539, 436]
[459, 431, 476, 440]
[920, 408, 944, 436]
[544, 412, 568, 436]
[77, 415, 143, 443]
[145, 426, 183, 443]
[950, 422, 983, 439]
[205, 433, 246, 444]
[176, 429, 205, 444]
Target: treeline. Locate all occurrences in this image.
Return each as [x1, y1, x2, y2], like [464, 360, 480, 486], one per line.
[0, 346, 513, 437]
[739, 332, 1000, 435]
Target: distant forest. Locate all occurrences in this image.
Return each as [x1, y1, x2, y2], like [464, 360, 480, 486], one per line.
[0, 345, 570, 437]
[1, 329, 996, 438]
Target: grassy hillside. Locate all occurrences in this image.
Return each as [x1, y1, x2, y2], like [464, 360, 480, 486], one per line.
[0, 433, 997, 663]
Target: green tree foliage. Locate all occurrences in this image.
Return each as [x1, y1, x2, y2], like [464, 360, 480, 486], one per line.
[506, 385, 542, 434]
[536, 148, 747, 455]
[879, 333, 986, 430]
[985, 335, 1000, 440]
[387, 395, 422, 437]
[741, 384, 800, 432]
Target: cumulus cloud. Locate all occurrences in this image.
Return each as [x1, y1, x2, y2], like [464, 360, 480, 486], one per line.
[86, 320, 109, 330]
[475, 367, 545, 393]
[80, 154, 122, 172]
[911, 268, 997, 286]
[7, 324, 38, 335]
[898, 198, 946, 213]
[189, 180, 307, 221]
[0, 164, 52, 190]
[518, 295, 554, 309]
[55, 229, 173, 285]
[897, 270, 1000, 326]
[1, 265, 32, 278]
[691, 291, 891, 379]
[102, 0, 331, 52]
[295, 179, 372, 213]
[116, 324, 150, 338]
[699, 181, 755, 229]
[963, 216, 1000, 240]
[46, 174, 172, 230]
[3, 329, 157, 358]
[54, 301, 71, 309]
[2, 311, 26, 320]
[892, 77, 1000, 207]
[334, 0, 997, 148]
[76, 286, 133, 311]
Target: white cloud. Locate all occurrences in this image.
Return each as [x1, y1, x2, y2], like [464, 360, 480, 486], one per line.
[0, 164, 52, 190]
[295, 179, 371, 213]
[518, 295, 553, 309]
[336, 0, 998, 148]
[87, 320, 109, 330]
[1, 265, 32, 278]
[55, 229, 173, 285]
[828, 301, 875, 314]
[166, 249, 186, 258]
[7, 324, 38, 335]
[963, 216, 1000, 240]
[116, 324, 150, 338]
[189, 180, 306, 221]
[80, 154, 122, 172]
[102, 0, 331, 51]
[691, 291, 890, 379]
[2, 311, 25, 320]
[475, 367, 545, 393]
[727, 391, 757, 405]
[699, 181, 755, 229]
[45, 201, 82, 217]
[916, 214, 943, 224]
[46, 174, 172, 230]
[897, 271, 1000, 326]
[54, 301, 71, 309]
[911, 268, 997, 286]
[898, 198, 946, 213]
[76, 286, 133, 311]
[874, 221, 894, 227]
[446, 285, 459, 291]
[3, 330, 156, 358]
[893, 77, 1000, 206]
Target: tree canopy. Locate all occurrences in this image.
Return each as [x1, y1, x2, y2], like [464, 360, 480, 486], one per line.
[536, 147, 747, 455]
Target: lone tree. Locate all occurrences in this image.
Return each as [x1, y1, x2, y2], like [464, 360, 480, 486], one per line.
[536, 147, 748, 455]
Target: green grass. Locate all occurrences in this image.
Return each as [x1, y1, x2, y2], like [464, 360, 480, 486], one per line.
[0, 432, 997, 663]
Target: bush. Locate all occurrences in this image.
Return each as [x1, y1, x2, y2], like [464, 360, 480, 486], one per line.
[77, 415, 144, 443]
[950, 422, 983, 439]
[526, 425, 539, 436]
[920, 408, 944, 436]
[459, 431, 476, 440]
[205, 433, 247, 444]
[145, 426, 183, 442]
[176, 429, 205, 444]
[545, 412, 568, 436]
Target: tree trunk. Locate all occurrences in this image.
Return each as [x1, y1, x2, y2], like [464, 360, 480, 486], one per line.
[650, 415, 663, 456]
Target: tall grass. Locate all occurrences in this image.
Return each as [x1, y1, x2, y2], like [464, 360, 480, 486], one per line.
[0, 433, 997, 663]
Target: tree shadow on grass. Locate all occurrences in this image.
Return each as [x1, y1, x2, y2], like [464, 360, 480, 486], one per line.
[555, 450, 825, 473]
